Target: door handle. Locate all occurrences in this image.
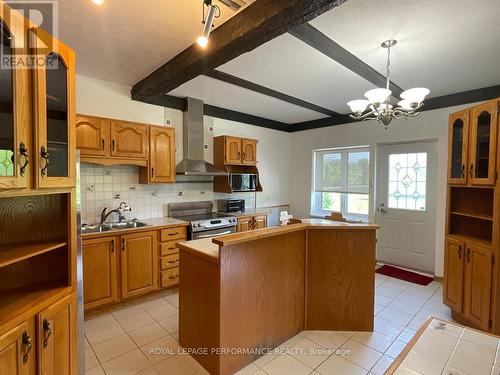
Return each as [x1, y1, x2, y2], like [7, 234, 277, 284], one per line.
[101, 139, 105, 150]
[40, 146, 50, 177]
[461, 164, 465, 178]
[42, 319, 52, 348]
[379, 207, 388, 214]
[196, 230, 233, 239]
[22, 331, 32, 364]
[467, 248, 471, 263]
[19, 142, 29, 177]
[469, 164, 474, 178]
[457, 245, 462, 259]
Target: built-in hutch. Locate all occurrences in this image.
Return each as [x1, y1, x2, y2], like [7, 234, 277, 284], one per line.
[0, 1, 77, 373]
[444, 98, 500, 333]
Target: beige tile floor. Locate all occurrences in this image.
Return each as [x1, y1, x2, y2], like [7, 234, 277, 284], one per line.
[84, 274, 450, 375]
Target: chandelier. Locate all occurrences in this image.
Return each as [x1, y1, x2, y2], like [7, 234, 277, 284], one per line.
[347, 40, 430, 128]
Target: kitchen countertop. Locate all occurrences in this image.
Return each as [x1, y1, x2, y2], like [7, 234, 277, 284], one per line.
[81, 217, 188, 239]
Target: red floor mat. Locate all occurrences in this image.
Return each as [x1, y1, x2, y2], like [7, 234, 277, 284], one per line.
[376, 265, 434, 286]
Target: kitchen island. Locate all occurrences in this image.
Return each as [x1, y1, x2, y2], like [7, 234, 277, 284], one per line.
[177, 220, 379, 375]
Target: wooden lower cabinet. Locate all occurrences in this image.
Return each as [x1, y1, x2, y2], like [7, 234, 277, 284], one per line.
[444, 236, 493, 331]
[253, 215, 267, 230]
[0, 320, 36, 375]
[443, 237, 464, 311]
[463, 243, 493, 330]
[82, 237, 118, 310]
[121, 231, 157, 299]
[38, 294, 76, 375]
[236, 214, 268, 232]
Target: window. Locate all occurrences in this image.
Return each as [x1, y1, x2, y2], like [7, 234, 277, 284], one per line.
[312, 147, 370, 221]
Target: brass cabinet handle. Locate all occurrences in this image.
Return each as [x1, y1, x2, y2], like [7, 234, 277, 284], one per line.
[167, 260, 179, 264]
[469, 164, 474, 178]
[22, 331, 32, 364]
[19, 142, 29, 177]
[112, 139, 116, 151]
[40, 146, 50, 177]
[168, 232, 178, 236]
[467, 248, 471, 263]
[42, 319, 52, 348]
[151, 167, 154, 178]
[101, 139, 105, 150]
[168, 275, 179, 280]
[457, 245, 462, 260]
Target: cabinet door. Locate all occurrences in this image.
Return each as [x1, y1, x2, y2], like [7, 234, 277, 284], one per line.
[76, 115, 110, 157]
[463, 243, 492, 331]
[32, 28, 76, 188]
[447, 111, 469, 184]
[38, 294, 76, 375]
[241, 139, 257, 165]
[225, 137, 242, 165]
[0, 320, 36, 375]
[149, 126, 175, 183]
[443, 237, 465, 312]
[110, 121, 149, 159]
[469, 101, 498, 185]
[237, 217, 253, 232]
[83, 237, 118, 310]
[253, 215, 267, 230]
[121, 231, 157, 299]
[0, 7, 29, 190]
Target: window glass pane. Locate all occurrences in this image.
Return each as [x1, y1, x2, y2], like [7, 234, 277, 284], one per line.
[347, 193, 369, 215]
[322, 153, 341, 191]
[321, 192, 341, 212]
[348, 151, 369, 193]
[387, 152, 427, 211]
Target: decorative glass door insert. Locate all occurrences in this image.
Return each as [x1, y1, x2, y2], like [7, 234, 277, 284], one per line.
[388, 152, 427, 211]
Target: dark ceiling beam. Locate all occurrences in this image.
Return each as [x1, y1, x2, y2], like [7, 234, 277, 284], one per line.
[288, 85, 500, 132]
[204, 69, 340, 117]
[289, 23, 404, 98]
[131, 0, 350, 102]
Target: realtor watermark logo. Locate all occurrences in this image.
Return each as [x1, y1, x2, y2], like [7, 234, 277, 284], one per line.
[1, 0, 59, 69]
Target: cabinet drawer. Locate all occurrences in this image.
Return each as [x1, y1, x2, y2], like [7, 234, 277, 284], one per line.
[160, 253, 180, 270]
[161, 268, 179, 287]
[160, 227, 187, 242]
[159, 241, 179, 257]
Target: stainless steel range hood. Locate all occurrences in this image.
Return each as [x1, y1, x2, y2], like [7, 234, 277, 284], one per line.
[175, 97, 228, 176]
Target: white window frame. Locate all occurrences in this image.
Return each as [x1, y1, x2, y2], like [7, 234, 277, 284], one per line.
[311, 146, 370, 221]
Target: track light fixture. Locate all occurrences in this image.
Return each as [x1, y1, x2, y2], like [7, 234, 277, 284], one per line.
[197, 0, 220, 48]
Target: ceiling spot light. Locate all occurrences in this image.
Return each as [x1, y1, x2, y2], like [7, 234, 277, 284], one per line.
[197, 0, 220, 48]
[92, 0, 104, 5]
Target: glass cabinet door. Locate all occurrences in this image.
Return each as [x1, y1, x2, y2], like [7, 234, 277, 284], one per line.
[469, 101, 498, 186]
[447, 111, 469, 184]
[0, 12, 29, 189]
[32, 27, 75, 188]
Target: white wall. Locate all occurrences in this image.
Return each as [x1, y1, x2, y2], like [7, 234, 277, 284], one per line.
[289, 104, 478, 277]
[75, 75, 291, 223]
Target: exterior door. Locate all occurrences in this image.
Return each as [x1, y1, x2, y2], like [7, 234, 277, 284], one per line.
[121, 231, 157, 299]
[0, 320, 36, 375]
[463, 243, 492, 330]
[447, 110, 469, 184]
[469, 101, 498, 186]
[376, 141, 438, 273]
[32, 27, 76, 188]
[76, 115, 110, 157]
[225, 137, 242, 165]
[0, 7, 29, 190]
[38, 294, 76, 375]
[82, 237, 117, 310]
[241, 139, 257, 165]
[149, 126, 175, 183]
[443, 237, 464, 311]
[110, 121, 149, 159]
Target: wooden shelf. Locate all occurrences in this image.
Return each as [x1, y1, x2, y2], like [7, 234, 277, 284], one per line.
[0, 279, 71, 328]
[450, 211, 493, 221]
[447, 233, 492, 248]
[0, 239, 67, 268]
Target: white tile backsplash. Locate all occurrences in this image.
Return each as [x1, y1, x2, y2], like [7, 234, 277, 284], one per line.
[80, 164, 256, 225]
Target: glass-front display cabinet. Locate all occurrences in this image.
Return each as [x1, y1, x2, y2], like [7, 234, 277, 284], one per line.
[448, 110, 469, 185]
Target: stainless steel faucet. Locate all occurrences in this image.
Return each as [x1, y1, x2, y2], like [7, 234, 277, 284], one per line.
[100, 202, 132, 224]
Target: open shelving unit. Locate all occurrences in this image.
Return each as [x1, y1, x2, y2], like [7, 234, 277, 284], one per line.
[0, 239, 68, 268]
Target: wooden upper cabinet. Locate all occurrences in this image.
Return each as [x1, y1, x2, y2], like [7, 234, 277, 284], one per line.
[140, 126, 175, 183]
[0, 7, 30, 190]
[121, 231, 157, 299]
[241, 139, 257, 165]
[443, 237, 464, 312]
[447, 110, 469, 185]
[0, 320, 36, 375]
[32, 27, 76, 189]
[76, 115, 110, 157]
[110, 121, 149, 159]
[37, 294, 76, 375]
[463, 243, 493, 331]
[225, 137, 242, 165]
[469, 101, 498, 186]
[83, 237, 118, 310]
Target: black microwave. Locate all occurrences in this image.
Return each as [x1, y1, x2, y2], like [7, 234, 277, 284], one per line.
[229, 173, 258, 192]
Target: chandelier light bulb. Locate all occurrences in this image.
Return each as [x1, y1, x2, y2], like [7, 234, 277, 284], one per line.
[197, 36, 208, 48]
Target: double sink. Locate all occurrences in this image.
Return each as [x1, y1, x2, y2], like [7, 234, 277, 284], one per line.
[81, 221, 150, 234]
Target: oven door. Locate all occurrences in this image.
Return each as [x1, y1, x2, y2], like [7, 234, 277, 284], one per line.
[191, 226, 236, 240]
